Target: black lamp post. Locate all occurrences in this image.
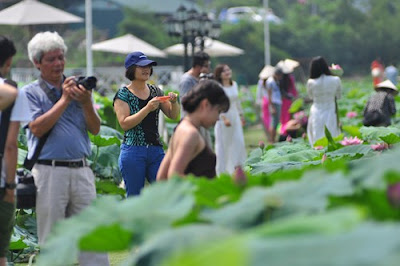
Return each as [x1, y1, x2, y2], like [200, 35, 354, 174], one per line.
[165, 5, 221, 71]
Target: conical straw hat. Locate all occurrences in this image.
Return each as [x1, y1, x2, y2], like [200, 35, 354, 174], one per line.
[375, 80, 398, 94]
[276, 58, 300, 74]
[258, 65, 275, 79]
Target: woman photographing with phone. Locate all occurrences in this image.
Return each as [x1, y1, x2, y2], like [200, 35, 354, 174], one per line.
[113, 51, 179, 196]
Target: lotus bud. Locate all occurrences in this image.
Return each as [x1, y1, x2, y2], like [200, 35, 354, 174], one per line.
[259, 140, 265, 150]
[286, 135, 292, 142]
[387, 183, 400, 208]
[321, 154, 327, 163]
[233, 166, 247, 186]
[302, 132, 306, 139]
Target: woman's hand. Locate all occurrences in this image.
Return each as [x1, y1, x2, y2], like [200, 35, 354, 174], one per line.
[146, 97, 161, 112]
[168, 92, 178, 103]
[221, 115, 231, 127]
[270, 105, 276, 115]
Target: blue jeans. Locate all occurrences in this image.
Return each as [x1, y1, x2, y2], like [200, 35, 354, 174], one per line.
[119, 144, 165, 196]
[270, 103, 282, 129]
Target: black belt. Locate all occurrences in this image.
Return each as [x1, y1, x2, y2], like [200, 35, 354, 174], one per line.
[37, 159, 86, 168]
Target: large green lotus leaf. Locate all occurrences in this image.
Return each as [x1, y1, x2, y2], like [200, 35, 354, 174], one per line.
[162, 236, 248, 266]
[98, 125, 123, 139]
[200, 171, 353, 229]
[245, 148, 263, 165]
[90, 134, 120, 147]
[326, 144, 373, 158]
[188, 175, 242, 208]
[259, 142, 322, 163]
[10, 225, 38, 253]
[9, 238, 29, 251]
[37, 179, 195, 265]
[258, 170, 353, 220]
[360, 126, 400, 141]
[200, 187, 276, 230]
[111, 178, 196, 239]
[17, 147, 27, 166]
[250, 207, 364, 237]
[79, 224, 132, 251]
[248, 222, 400, 266]
[95, 179, 126, 197]
[288, 98, 303, 113]
[90, 144, 121, 180]
[37, 196, 123, 266]
[250, 160, 320, 175]
[341, 125, 361, 138]
[248, 168, 306, 188]
[348, 146, 400, 189]
[163, 222, 400, 266]
[122, 225, 234, 266]
[380, 133, 400, 144]
[261, 142, 312, 159]
[330, 189, 400, 220]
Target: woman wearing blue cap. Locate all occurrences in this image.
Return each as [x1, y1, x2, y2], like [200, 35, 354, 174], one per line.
[113, 51, 179, 196]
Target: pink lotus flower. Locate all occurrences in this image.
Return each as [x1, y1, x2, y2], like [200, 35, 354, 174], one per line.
[371, 143, 389, 151]
[330, 63, 342, 70]
[346, 111, 357, 118]
[314, 145, 324, 150]
[94, 104, 101, 110]
[293, 111, 305, 120]
[329, 64, 344, 76]
[387, 183, 400, 208]
[340, 136, 363, 146]
[233, 166, 247, 186]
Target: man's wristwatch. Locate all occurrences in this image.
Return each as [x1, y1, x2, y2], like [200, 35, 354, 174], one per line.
[5, 182, 17, 189]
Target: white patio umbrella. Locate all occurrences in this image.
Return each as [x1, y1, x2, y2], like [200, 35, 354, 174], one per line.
[164, 37, 244, 57]
[91, 34, 167, 58]
[0, 0, 83, 25]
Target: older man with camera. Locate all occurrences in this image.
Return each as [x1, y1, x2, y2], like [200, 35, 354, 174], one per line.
[22, 31, 109, 265]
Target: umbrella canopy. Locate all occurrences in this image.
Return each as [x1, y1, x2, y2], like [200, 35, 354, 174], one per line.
[164, 37, 244, 57]
[91, 34, 166, 58]
[0, 0, 83, 25]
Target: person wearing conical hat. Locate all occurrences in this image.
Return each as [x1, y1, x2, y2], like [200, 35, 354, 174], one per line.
[363, 80, 398, 127]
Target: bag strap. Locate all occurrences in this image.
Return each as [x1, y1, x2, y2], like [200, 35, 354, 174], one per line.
[0, 79, 17, 175]
[23, 77, 61, 170]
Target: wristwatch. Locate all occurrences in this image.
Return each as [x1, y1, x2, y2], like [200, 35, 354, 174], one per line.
[5, 182, 17, 189]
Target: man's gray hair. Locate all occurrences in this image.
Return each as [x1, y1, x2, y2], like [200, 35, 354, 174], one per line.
[28, 31, 67, 64]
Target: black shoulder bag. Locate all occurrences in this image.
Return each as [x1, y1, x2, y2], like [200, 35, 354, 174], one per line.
[17, 78, 60, 209]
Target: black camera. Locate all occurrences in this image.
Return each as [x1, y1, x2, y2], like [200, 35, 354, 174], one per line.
[76, 76, 97, 90]
[16, 168, 36, 209]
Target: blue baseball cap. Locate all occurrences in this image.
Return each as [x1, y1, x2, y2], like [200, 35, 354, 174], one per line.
[124, 51, 157, 69]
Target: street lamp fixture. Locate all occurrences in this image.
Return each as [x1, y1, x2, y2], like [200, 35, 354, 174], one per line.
[165, 5, 221, 71]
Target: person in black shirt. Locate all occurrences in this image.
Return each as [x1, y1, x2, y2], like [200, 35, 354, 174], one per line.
[363, 80, 397, 127]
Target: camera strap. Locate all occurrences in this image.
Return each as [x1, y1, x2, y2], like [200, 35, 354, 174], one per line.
[0, 79, 17, 177]
[23, 77, 61, 171]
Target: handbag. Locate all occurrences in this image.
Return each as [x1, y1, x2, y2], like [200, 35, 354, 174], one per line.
[18, 77, 58, 209]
